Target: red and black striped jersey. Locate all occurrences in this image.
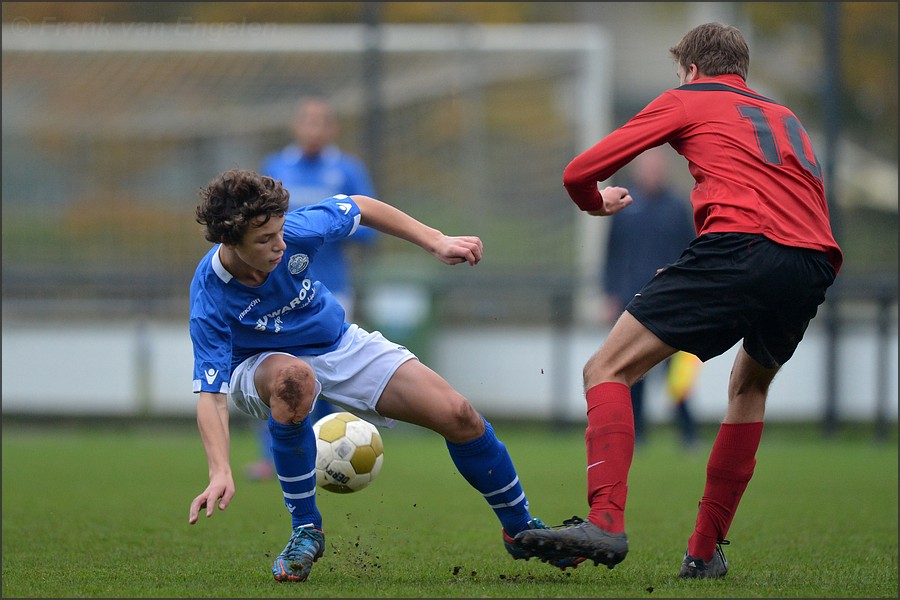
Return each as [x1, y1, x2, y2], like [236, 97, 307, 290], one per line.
[563, 74, 842, 273]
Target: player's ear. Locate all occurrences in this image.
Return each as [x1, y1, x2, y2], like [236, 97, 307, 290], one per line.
[687, 64, 701, 81]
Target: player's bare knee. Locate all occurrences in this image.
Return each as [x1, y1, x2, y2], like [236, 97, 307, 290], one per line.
[271, 362, 316, 421]
[444, 396, 483, 441]
[583, 357, 609, 387]
[582, 361, 595, 387]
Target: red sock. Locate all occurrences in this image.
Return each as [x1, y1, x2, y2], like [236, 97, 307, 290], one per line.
[687, 422, 764, 561]
[584, 382, 634, 534]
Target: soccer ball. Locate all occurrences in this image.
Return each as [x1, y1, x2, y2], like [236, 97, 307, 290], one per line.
[313, 412, 384, 493]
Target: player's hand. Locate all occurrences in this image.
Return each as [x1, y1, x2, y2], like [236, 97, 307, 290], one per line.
[586, 186, 632, 216]
[188, 473, 235, 524]
[432, 235, 483, 266]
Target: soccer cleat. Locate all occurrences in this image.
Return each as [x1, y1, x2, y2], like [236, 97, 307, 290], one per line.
[678, 540, 729, 579]
[503, 517, 586, 570]
[272, 525, 325, 582]
[513, 515, 628, 569]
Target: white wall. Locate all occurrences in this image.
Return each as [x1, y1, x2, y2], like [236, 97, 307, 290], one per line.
[2, 319, 897, 424]
[432, 322, 899, 424]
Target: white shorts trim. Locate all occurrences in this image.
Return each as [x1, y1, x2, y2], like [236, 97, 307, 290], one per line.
[228, 324, 415, 428]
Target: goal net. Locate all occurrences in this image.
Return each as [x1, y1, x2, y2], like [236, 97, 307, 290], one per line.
[2, 22, 611, 323]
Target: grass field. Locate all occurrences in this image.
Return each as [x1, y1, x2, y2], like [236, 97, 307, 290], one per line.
[2, 418, 897, 598]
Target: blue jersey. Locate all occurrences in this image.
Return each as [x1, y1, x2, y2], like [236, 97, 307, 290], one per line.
[260, 144, 377, 296]
[190, 195, 361, 394]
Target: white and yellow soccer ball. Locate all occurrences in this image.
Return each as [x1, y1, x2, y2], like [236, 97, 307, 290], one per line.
[313, 412, 384, 493]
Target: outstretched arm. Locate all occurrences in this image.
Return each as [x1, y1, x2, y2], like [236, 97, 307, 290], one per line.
[351, 195, 482, 266]
[188, 391, 235, 524]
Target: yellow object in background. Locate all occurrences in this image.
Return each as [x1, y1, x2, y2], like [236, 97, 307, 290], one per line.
[666, 351, 702, 404]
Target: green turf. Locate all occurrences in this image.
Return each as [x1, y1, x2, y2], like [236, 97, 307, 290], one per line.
[2, 419, 897, 598]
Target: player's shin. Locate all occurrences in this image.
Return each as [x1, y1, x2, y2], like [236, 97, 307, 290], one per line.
[585, 382, 635, 534]
[269, 414, 322, 530]
[687, 422, 763, 561]
[446, 417, 532, 535]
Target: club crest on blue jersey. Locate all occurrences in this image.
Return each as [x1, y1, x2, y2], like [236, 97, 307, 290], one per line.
[288, 253, 309, 275]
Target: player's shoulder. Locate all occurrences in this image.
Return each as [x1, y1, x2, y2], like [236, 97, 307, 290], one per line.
[191, 245, 217, 279]
[190, 246, 232, 293]
[672, 75, 781, 106]
[284, 195, 358, 230]
[189, 269, 220, 317]
[294, 193, 358, 210]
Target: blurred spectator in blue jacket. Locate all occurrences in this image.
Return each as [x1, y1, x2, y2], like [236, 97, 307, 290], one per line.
[245, 95, 379, 480]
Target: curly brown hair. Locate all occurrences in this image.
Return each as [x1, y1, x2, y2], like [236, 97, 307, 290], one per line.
[196, 168, 290, 245]
[670, 22, 750, 81]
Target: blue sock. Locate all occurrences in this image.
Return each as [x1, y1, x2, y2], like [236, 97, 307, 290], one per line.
[446, 417, 532, 535]
[269, 415, 322, 531]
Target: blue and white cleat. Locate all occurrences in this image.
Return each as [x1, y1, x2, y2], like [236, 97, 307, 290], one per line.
[272, 525, 325, 582]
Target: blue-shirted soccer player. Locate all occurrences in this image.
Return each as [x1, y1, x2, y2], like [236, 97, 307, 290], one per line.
[245, 95, 379, 480]
[186, 168, 583, 582]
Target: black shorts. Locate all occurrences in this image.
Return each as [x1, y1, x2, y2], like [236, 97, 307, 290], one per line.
[626, 233, 837, 369]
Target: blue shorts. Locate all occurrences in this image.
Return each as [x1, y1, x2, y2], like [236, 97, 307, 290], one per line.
[627, 233, 837, 369]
